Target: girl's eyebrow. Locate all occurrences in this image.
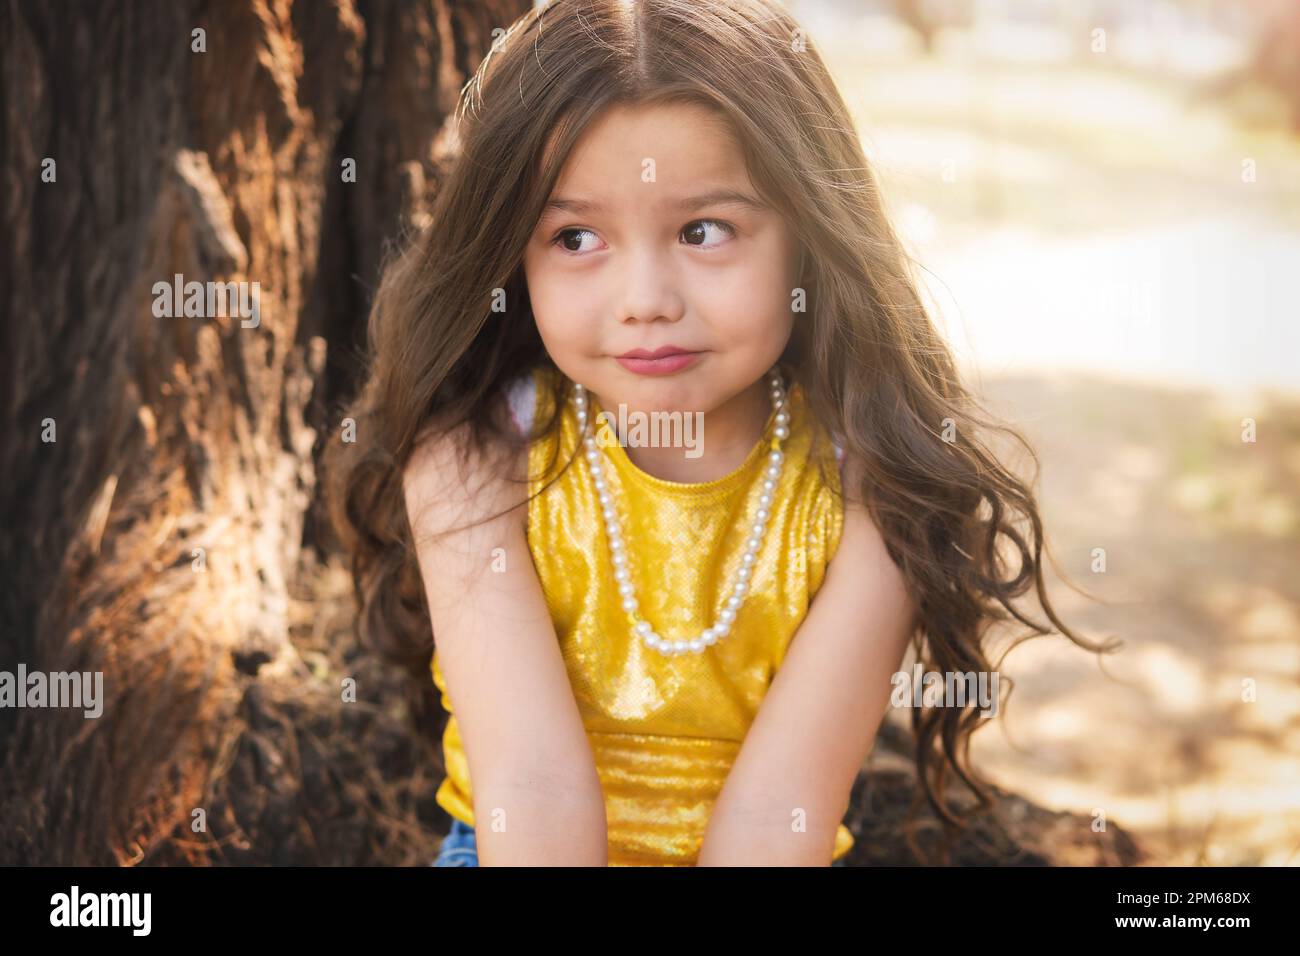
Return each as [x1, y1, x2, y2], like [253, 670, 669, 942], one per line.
[543, 188, 769, 216]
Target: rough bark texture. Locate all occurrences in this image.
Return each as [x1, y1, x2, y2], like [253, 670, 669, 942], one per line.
[0, 0, 530, 866]
[0, 0, 1143, 866]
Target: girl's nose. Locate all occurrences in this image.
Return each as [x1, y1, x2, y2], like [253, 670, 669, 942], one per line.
[616, 246, 685, 325]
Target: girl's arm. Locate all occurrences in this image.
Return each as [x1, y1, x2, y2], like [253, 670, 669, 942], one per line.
[404, 422, 607, 865]
[697, 457, 917, 866]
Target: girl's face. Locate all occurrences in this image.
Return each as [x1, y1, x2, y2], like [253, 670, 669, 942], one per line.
[522, 100, 799, 419]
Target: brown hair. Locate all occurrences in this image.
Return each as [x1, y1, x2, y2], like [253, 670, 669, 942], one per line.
[323, 0, 1117, 863]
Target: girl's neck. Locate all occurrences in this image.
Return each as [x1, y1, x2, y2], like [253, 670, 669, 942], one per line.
[587, 374, 773, 484]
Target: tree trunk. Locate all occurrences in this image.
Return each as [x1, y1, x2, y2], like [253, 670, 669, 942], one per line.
[0, 0, 530, 866]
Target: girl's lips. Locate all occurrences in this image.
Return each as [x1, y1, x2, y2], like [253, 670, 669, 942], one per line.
[614, 351, 703, 375]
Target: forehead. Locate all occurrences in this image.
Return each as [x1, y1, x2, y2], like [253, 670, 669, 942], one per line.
[542, 100, 751, 201]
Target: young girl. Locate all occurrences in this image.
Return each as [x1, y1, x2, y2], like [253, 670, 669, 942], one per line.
[327, 0, 1105, 867]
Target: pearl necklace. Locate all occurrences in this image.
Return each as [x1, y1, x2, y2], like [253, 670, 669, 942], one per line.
[570, 367, 790, 656]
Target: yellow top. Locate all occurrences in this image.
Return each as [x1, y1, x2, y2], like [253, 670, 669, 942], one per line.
[431, 363, 853, 865]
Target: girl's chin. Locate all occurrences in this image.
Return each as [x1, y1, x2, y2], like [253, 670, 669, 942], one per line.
[593, 387, 747, 421]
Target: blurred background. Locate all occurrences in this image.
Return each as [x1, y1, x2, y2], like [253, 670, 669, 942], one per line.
[790, 0, 1300, 865]
[2, 0, 1295, 866]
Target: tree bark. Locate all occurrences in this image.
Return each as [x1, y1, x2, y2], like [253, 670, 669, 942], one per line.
[0, 0, 530, 866]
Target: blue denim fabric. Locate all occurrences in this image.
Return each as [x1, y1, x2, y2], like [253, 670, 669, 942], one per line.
[431, 818, 479, 867]
[431, 818, 848, 866]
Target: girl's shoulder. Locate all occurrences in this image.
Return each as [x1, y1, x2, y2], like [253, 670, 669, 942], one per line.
[404, 373, 541, 546]
[404, 414, 529, 550]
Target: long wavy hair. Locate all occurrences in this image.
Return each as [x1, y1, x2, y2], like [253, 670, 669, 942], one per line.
[324, 0, 1117, 863]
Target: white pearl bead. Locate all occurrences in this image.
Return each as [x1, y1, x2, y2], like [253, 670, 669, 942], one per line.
[622, 596, 637, 612]
[742, 552, 756, 567]
[738, 566, 752, 582]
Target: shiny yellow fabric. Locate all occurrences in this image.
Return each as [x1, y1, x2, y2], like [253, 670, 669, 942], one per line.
[432, 364, 852, 865]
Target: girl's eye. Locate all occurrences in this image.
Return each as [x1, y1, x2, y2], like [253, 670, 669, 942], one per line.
[551, 228, 602, 254]
[681, 219, 735, 249]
